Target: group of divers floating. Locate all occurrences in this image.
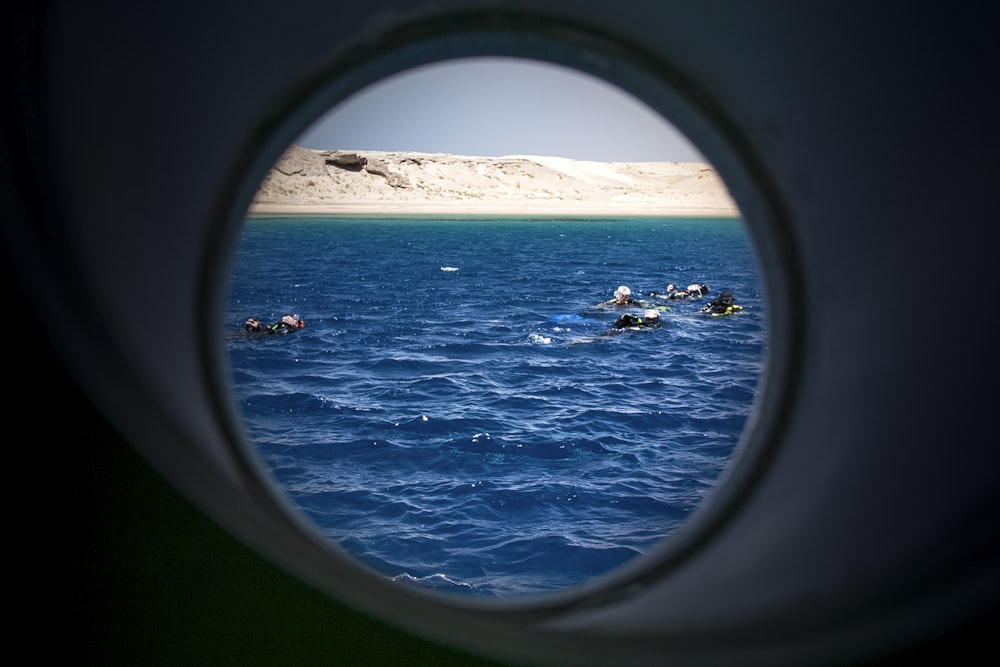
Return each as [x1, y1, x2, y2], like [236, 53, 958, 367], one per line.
[599, 283, 744, 334]
[236, 283, 741, 338]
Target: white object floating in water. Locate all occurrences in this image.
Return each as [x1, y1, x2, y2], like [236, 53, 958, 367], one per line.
[440, 266, 459, 272]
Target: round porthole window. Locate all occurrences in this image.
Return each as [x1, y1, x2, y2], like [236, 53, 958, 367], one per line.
[221, 48, 790, 603]
[195, 13, 802, 667]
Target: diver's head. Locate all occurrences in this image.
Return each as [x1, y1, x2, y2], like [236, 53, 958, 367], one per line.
[614, 286, 631, 303]
[644, 309, 660, 321]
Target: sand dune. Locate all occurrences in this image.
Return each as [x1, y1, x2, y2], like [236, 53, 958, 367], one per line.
[249, 145, 740, 216]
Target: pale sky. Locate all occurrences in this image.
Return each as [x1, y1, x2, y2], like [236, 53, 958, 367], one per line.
[297, 57, 705, 163]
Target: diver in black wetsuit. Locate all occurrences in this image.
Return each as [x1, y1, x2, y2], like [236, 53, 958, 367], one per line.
[245, 314, 306, 333]
[597, 285, 661, 311]
[700, 292, 743, 316]
[611, 309, 662, 331]
[610, 285, 639, 306]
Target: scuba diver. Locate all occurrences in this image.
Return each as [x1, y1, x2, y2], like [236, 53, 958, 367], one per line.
[610, 285, 639, 306]
[650, 283, 710, 300]
[611, 309, 662, 331]
[700, 292, 743, 316]
[244, 314, 306, 334]
[593, 286, 665, 315]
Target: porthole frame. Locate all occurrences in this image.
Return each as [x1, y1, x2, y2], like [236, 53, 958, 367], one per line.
[199, 10, 802, 655]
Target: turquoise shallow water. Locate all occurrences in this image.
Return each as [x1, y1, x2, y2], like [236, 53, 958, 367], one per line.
[225, 215, 766, 597]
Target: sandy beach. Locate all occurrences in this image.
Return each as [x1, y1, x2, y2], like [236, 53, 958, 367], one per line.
[249, 145, 740, 217]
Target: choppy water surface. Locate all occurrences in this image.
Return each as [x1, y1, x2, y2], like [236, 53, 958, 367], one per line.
[225, 215, 766, 597]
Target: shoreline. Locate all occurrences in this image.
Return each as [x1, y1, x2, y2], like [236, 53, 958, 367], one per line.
[246, 203, 741, 218]
[249, 146, 742, 219]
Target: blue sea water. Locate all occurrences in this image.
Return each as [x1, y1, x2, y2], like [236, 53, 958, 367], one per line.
[225, 215, 766, 598]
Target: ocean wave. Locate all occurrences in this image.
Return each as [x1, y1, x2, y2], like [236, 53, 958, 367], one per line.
[227, 216, 764, 597]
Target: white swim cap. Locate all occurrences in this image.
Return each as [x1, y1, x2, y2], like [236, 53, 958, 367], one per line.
[615, 285, 631, 297]
[644, 309, 660, 319]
